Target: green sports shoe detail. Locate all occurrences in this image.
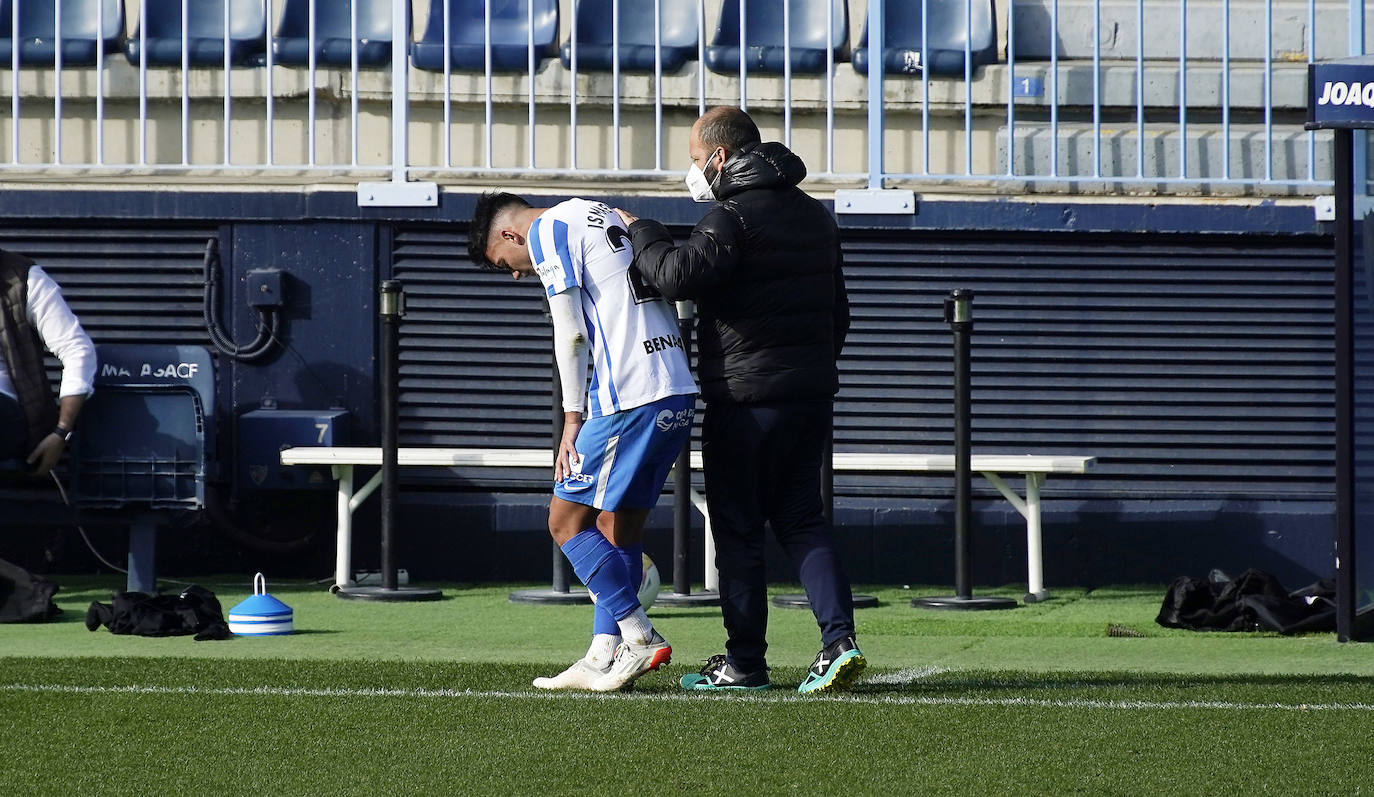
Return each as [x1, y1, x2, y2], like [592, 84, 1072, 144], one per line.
[798, 637, 867, 694]
[681, 654, 771, 691]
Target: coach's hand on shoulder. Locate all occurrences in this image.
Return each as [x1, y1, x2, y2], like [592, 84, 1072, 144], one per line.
[613, 208, 638, 227]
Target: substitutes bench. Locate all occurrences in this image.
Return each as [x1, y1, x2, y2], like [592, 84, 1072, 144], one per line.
[280, 447, 1094, 602]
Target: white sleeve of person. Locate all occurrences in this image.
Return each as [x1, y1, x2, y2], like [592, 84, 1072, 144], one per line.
[26, 265, 96, 398]
[547, 288, 590, 414]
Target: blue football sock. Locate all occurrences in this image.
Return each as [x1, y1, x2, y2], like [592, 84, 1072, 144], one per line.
[592, 542, 644, 636]
[620, 543, 643, 592]
[592, 605, 619, 637]
[561, 529, 639, 621]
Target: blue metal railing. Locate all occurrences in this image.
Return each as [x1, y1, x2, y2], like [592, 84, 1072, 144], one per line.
[0, 0, 1366, 194]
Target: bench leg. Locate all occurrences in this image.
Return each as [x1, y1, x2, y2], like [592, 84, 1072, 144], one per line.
[1024, 473, 1048, 603]
[981, 471, 1051, 604]
[334, 465, 354, 590]
[689, 488, 719, 592]
[127, 521, 157, 594]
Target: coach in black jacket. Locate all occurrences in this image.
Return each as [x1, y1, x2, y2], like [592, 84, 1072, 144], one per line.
[616, 106, 866, 694]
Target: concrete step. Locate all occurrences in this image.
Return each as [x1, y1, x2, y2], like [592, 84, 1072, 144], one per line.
[996, 121, 1334, 186]
[1010, 0, 1363, 62]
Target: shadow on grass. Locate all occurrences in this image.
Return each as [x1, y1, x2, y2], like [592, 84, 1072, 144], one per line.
[842, 670, 1374, 700]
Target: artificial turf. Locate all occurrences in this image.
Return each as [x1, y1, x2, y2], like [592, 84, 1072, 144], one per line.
[2, 577, 1372, 795]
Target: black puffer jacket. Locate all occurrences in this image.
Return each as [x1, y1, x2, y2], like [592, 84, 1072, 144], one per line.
[627, 141, 848, 404]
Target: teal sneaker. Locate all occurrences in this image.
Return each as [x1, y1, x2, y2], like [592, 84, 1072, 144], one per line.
[681, 654, 771, 691]
[797, 636, 866, 694]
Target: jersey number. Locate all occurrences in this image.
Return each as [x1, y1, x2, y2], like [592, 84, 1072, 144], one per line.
[608, 224, 662, 304]
[627, 267, 662, 304]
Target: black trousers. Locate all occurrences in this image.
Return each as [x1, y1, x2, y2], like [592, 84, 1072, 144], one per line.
[0, 392, 26, 460]
[702, 400, 856, 671]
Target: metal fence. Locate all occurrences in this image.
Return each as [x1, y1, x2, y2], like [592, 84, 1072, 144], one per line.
[0, 0, 1367, 196]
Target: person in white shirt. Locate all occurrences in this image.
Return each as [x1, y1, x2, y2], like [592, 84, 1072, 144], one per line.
[0, 249, 96, 477]
[469, 192, 698, 692]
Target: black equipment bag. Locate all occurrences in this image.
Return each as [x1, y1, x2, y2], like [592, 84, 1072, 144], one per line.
[0, 557, 60, 622]
[1156, 568, 1335, 634]
[85, 584, 231, 641]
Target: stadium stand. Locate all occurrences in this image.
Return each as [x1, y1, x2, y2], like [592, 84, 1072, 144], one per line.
[559, 0, 698, 73]
[851, 0, 997, 77]
[124, 0, 268, 67]
[0, 0, 123, 66]
[273, 0, 398, 67]
[704, 0, 849, 74]
[411, 0, 558, 73]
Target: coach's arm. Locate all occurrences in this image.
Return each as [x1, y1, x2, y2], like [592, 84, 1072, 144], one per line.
[615, 207, 744, 301]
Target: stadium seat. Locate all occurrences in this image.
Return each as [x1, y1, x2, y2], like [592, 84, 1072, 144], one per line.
[0, 0, 123, 66]
[851, 0, 998, 77]
[273, 0, 397, 67]
[69, 344, 216, 594]
[411, 0, 558, 73]
[560, 0, 697, 73]
[124, 0, 268, 67]
[704, 0, 848, 75]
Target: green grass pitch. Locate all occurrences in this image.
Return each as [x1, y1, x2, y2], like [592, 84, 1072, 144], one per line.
[3, 577, 1373, 795]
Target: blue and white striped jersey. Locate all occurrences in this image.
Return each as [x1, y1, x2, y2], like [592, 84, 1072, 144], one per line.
[529, 198, 697, 418]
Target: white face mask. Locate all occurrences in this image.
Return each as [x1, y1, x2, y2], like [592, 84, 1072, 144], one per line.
[685, 150, 720, 202]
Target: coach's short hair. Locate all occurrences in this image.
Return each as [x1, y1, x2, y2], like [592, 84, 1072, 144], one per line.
[695, 106, 761, 155]
[468, 191, 532, 270]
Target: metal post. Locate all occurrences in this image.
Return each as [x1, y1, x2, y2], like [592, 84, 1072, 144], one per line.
[379, 280, 401, 590]
[865, 0, 885, 190]
[658, 301, 718, 606]
[672, 425, 692, 595]
[952, 289, 973, 598]
[913, 290, 1016, 611]
[1335, 128, 1356, 642]
[127, 518, 158, 594]
[337, 281, 441, 601]
[550, 358, 572, 593]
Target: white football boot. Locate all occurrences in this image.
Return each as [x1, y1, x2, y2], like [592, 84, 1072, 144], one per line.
[532, 657, 611, 690]
[587, 631, 672, 692]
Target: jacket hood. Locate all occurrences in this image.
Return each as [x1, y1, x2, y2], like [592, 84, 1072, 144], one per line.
[715, 141, 807, 199]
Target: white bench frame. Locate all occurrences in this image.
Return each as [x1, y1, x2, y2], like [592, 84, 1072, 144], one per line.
[280, 447, 1095, 602]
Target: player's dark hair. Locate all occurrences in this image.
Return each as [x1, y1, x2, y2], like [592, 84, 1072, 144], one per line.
[468, 191, 531, 270]
[696, 106, 761, 155]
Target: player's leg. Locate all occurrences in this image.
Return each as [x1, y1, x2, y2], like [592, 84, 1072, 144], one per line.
[531, 496, 614, 689]
[582, 394, 694, 691]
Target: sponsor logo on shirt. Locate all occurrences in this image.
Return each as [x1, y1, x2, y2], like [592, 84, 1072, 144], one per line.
[656, 408, 695, 432]
[534, 261, 559, 281]
[641, 334, 685, 355]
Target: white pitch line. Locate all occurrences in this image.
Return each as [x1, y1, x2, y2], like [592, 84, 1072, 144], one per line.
[2, 682, 1372, 712]
[863, 666, 954, 685]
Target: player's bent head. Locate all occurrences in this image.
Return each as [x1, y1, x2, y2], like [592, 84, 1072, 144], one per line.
[469, 191, 532, 271]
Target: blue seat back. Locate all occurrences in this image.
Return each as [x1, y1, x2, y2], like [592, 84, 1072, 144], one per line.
[412, 0, 558, 72]
[0, 0, 123, 65]
[561, 0, 698, 73]
[273, 0, 397, 66]
[852, 0, 998, 76]
[70, 345, 216, 510]
[125, 0, 267, 66]
[706, 0, 848, 74]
